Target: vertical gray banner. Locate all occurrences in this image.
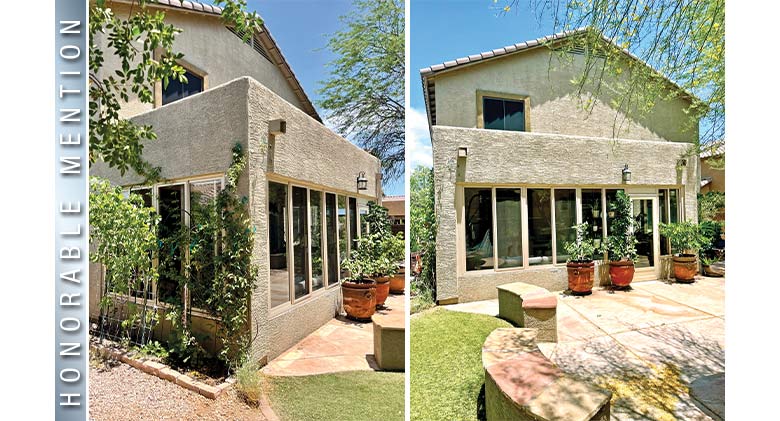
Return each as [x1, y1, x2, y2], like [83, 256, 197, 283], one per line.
[55, 0, 87, 419]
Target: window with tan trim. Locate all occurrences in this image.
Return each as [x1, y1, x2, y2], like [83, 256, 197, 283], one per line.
[476, 90, 530, 131]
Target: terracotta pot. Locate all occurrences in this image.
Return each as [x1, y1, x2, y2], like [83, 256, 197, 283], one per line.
[672, 254, 698, 283]
[609, 260, 635, 288]
[372, 276, 391, 307]
[567, 261, 595, 295]
[342, 280, 376, 320]
[389, 270, 405, 294]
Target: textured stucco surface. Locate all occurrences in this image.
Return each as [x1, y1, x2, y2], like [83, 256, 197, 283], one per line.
[432, 126, 698, 303]
[91, 77, 380, 364]
[431, 47, 697, 144]
[95, 2, 305, 118]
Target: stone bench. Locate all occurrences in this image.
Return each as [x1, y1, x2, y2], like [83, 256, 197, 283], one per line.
[372, 312, 404, 371]
[497, 282, 558, 342]
[483, 328, 612, 421]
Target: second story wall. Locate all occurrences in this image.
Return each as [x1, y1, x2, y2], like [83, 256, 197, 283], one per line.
[429, 46, 697, 143]
[96, 3, 306, 118]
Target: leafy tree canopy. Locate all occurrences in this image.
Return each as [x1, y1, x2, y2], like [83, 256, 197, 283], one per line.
[89, 0, 263, 178]
[319, 0, 405, 181]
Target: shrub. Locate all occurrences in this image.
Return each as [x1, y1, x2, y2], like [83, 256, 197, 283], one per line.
[235, 360, 264, 406]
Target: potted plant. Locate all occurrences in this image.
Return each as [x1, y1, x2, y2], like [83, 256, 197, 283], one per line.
[340, 255, 377, 321]
[563, 223, 597, 295]
[603, 191, 638, 288]
[659, 221, 707, 283]
[383, 233, 406, 294]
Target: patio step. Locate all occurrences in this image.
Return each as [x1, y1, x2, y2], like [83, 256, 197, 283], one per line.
[497, 282, 557, 342]
[482, 328, 612, 421]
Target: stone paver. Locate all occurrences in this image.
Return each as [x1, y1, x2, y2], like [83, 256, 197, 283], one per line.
[444, 276, 725, 421]
[262, 293, 405, 376]
[632, 279, 724, 317]
[559, 286, 712, 335]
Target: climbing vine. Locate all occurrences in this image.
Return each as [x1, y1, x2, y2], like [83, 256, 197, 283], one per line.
[162, 143, 258, 371]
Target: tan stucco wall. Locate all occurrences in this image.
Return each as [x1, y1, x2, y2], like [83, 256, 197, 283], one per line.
[95, 2, 304, 119]
[430, 47, 697, 143]
[700, 156, 725, 193]
[91, 77, 381, 363]
[431, 125, 698, 303]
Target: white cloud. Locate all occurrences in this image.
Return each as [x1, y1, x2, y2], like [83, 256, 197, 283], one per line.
[406, 106, 432, 169]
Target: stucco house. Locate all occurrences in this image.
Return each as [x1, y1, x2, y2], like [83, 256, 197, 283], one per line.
[383, 195, 406, 237]
[89, 1, 382, 365]
[421, 29, 701, 304]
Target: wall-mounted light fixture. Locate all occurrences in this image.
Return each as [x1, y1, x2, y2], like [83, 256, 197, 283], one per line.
[458, 147, 468, 158]
[677, 158, 687, 168]
[356, 172, 368, 191]
[622, 164, 632, 183]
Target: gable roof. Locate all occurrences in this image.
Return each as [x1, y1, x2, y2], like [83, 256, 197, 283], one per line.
[420, 27, 700, 127]
[114, 0, 321, 122]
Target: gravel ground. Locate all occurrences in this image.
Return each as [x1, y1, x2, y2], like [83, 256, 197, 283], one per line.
[89, 362, 266, 421]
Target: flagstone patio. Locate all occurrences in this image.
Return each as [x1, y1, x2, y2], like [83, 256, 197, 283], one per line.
[446, 276, 725, 420]
[262, 293, 405, 377]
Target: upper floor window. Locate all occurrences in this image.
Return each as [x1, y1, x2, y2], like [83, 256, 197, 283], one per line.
[162, 69, 204, 105]
[483, 97, 526, 131]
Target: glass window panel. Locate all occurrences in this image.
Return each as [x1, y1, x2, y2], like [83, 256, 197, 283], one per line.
[504, 100, 525, 131]
[581, 189, 604, 245]
[528, 189, 552, 265]
[633, 199, 654, 268]
[338, 196, 348, 278]
[310, 191, 324, 291]
[157, 184, 185, 304]
[162, 69, 203, 105]
[483, 98, 505, 130]
[605, 189, 622, 235]
[495, 189, 523, 269]
[554, 189, 576, 263]
[669, 189, 679, 223]
[358, 199, 370, 236]
[292, 187, 310, 299]
[349, 197, 358, 250]
[659, 189, 669, 255]
[326, 193, 339, 286]
[268, 182, 289, 307]
[464, 188, 493, 271]
[189, 180, 222, 310]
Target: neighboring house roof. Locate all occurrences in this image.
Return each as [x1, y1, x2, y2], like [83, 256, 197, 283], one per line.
[113, 0, 321, 122]
[382, 195, 405, 216]
[420, 27, 700, 128]
[700, 140, 725, 159]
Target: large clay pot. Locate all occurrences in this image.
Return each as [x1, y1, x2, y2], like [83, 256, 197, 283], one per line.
[372, 275, 391, 307]
[389, 265, 405, 294]
[672, 254, 698, 283]
[567, 261, 595, 295]
[342, 280, 376, 320]
[609, 260, 635, 288]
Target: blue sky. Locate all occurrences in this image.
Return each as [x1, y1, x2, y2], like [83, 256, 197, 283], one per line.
[408, 1, 557, 170]
[247, 0, 404, 195]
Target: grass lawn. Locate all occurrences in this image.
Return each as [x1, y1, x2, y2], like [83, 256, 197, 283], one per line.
[411, 307, 511, 421]
[266, 371, 404, 420]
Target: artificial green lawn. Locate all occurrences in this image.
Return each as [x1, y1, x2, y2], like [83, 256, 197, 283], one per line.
[411, 307, 511, 421]
[266, 371, 404, 421]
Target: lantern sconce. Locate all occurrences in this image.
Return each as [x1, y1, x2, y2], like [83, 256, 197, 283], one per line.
[622, 164, 632, 183]
[356, 172, 368, 191]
